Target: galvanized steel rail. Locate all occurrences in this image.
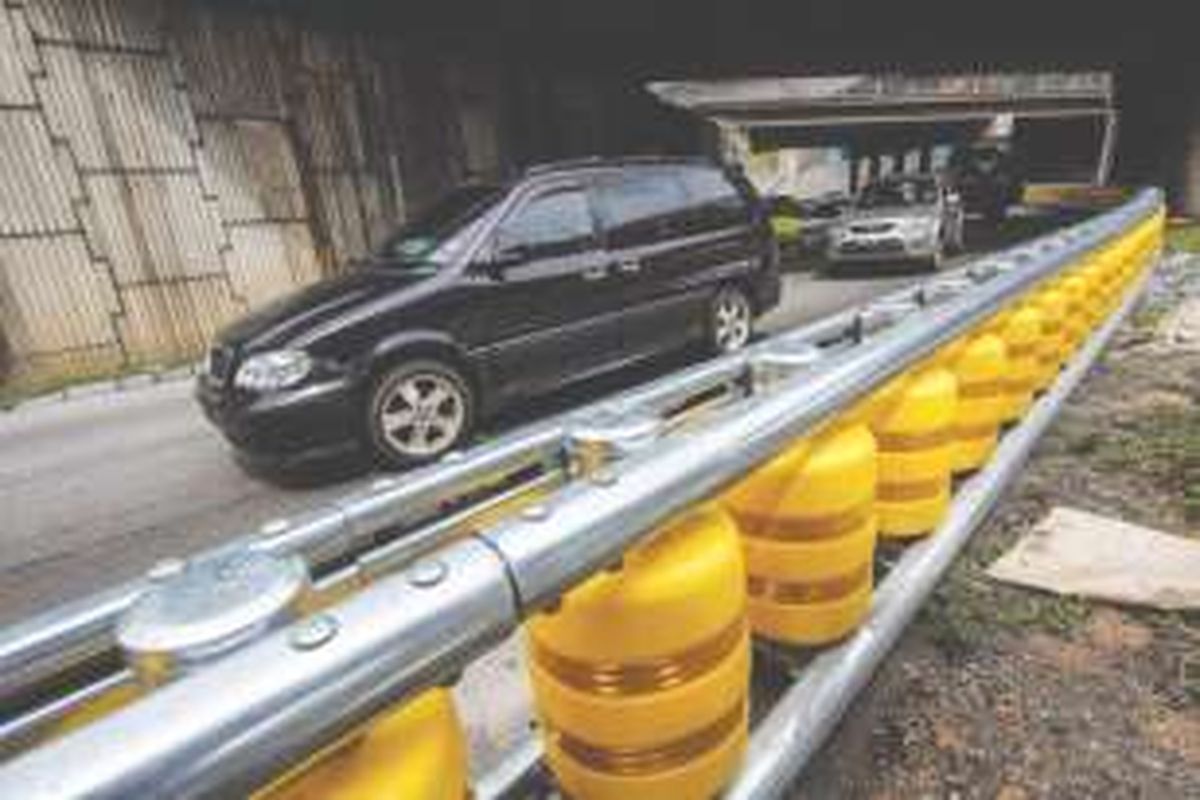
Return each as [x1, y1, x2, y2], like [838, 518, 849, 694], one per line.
[0, 188, 1164, 798]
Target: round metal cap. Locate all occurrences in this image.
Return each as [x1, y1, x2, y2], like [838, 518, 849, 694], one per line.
[118, 546, 311, 684]
[922, 277, 973, 306]
[568, 406, 662, 475]
[750, 339, 822, 389]
[859, 298, 920, 336]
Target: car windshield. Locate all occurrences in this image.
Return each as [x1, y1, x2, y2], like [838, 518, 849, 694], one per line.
[857, 178, 938, 209]
[376, 185, 505, 271]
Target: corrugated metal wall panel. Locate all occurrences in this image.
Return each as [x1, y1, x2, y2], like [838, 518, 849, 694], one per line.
[1, 0, 511, 386]
[173, 7, 287, 120]
[38, 45, 198, 171]
[0, 110, 80, 235]
[198, 118, 307, 223]
[0, 6, 38, 106]
[225, 223, 320, 308]
[117, 276, 238, 363]
[81, 173, 227, 283]
[314, 173, 372, 262]
[300, 76, 368, 171]
[0, 234, 120, 358]
[24, 0, 165, 51]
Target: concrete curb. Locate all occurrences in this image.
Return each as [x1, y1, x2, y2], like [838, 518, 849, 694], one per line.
[3, 362, 203, 414]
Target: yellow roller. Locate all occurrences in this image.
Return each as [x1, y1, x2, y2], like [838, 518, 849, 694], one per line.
[985, 303, 1041, 422]
[259, 690, 468, 800]
[870, 365, 957, 538]
[1027, 283, 1069, 391]
[1056, 270, 1091, 353]
[723, 416, 877, 646]
[528, 503, 749, 800]
[947, 332, 1008, 473]
[1097, 247, 1125, 317]
[1078, 253, 1112, 328]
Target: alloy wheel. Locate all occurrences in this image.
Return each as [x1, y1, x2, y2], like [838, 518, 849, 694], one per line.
[375, 370, 467, 459]
[713, 288, 753, 353]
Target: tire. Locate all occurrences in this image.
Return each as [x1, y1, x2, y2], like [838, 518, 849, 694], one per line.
[708, 285, 754, 354]
[925, 245, 946, 272]
[366, 358, 474, 468]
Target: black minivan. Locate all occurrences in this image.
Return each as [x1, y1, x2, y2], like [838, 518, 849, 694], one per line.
[197, 156, 780, 467]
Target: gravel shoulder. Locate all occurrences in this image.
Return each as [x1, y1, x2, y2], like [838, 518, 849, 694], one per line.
[793, 253, 1200, 799]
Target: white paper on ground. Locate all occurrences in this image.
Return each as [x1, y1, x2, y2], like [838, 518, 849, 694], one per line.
[986, 506, 1200, 610]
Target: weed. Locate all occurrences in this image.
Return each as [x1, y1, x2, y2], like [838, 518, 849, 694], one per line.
[1167, 224, 1200, 254]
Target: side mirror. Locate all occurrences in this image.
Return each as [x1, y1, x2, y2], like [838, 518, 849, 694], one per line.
[492, 241, 529, 268]
[477, 239, 528, 277]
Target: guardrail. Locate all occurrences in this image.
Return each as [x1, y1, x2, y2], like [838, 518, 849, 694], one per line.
[0, 188, 1165, 799]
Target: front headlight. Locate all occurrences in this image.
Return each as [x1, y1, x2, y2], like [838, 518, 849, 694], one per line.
[234, 350, 312, 392]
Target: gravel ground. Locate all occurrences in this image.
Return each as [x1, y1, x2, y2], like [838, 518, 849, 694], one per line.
[792, 253, 1200, 799]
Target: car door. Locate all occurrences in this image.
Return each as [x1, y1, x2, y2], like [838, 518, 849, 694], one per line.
[470, 180, 621, 402]
[593, 167, 710, 360]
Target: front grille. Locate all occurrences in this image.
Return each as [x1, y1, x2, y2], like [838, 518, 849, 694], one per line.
[207, 345, 236, 383]
[849, 222, 894, 234]
[840, 238, 904, 254]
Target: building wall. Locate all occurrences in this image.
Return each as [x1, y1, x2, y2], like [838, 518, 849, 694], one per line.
[0, 0, 508, 386]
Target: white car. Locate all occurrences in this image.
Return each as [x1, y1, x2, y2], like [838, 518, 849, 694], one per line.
[827, 174, 965, 270]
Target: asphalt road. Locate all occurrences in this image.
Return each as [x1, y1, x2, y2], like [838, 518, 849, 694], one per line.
[0, 265, 937, 625]
[0, 258, 993, 625]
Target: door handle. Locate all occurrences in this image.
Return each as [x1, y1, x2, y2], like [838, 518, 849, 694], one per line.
[616, 258, 641, 275]
[581, 265, 608, 282]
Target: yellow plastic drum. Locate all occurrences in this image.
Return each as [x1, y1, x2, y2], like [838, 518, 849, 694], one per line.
[986, 304, 1041, 422]
[870, 365, 957, 538]
[1057, 271, 1091, 352]
[1027, 284, 1069, 391]
[723, 420, 877, 646]
[528, 504, 749, 800]
[1096, 248, 1124, 317]
[948, 332, 1008, 473]
[260, 689, 468, 800]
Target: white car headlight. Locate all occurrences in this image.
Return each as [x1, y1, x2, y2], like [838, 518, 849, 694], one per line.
[234, 350, 312, 392]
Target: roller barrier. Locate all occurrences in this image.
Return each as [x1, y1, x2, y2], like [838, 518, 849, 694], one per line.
[0, 189, 1166, 798]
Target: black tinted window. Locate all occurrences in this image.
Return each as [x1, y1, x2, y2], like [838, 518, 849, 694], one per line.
[678, 166, 747, 232]
[596, 171, 691, 247]
[680, 167, 740, 205]
[378, 185, 504, 270]
[496, 188, 594, 257]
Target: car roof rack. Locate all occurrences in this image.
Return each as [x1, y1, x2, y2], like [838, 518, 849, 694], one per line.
[522, 154, 716, 177]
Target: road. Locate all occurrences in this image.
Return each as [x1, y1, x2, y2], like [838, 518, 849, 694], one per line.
[0, 267, 928, 624]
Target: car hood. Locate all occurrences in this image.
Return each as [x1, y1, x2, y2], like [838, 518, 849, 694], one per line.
[217, 267, 430, 352]
[843, 205, 939, 225]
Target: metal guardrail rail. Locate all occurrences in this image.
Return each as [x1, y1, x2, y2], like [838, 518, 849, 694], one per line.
[0, 188, 1164, 798]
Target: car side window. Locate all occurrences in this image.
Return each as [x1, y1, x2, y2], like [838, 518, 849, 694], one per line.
[678, 167, 748, 233]
[495, 188, 594, 259]
[595, 170, 691, 248]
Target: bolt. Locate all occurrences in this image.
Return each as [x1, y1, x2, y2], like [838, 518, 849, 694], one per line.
[522, 504, 549, 521]
[147, 558, 185, 582]
[290, 614, 338, 651]
[406, 558, 448, 588]
[591, 468, 617, 487]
